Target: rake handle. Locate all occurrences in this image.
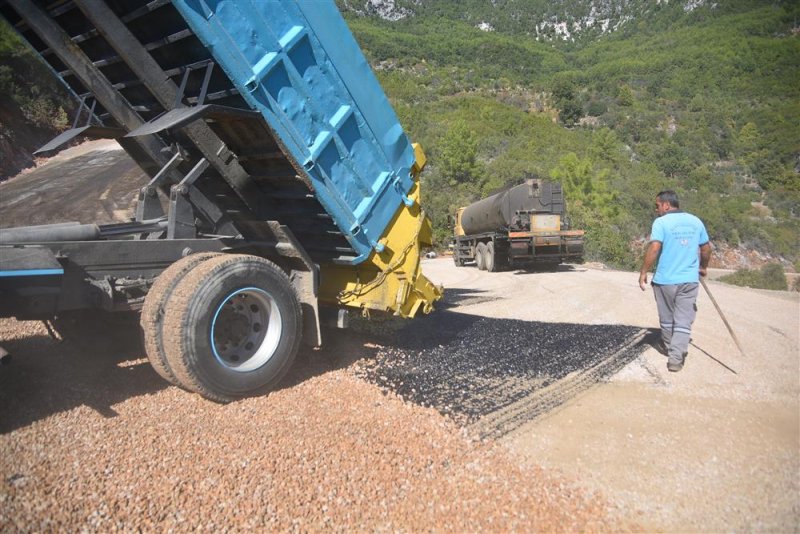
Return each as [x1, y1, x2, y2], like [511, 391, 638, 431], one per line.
[700, 278, 747, 358]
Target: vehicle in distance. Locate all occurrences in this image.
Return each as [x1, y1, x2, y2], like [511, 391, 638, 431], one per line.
[452, 179, 584, 271]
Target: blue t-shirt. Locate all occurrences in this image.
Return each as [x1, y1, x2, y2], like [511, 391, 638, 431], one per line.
[651, 211, 709, 285]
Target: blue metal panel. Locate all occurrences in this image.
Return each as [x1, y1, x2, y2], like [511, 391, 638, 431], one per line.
[171, 0, 417, 263]
[0, 269, 64, 277]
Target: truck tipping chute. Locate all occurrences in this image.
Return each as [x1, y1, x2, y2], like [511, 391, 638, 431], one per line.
[0, 0, 441, 400]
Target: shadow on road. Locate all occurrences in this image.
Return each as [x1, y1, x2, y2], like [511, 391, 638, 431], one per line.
[452, 263, 585, 276]
[436, 287, 501, 310]
[0, 328, 165, 434]
[510, 263, 586, 275]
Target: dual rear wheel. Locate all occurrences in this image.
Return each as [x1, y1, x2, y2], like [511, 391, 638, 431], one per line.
[140, 253, 302, 402]
[475, 242, 487, 270]
[475, 241, 501, 272]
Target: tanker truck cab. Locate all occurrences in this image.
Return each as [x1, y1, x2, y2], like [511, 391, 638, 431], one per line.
[451, 179, 584, 271]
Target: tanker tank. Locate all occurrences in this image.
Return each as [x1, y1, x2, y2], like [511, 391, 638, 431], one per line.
[460, 179, 564, 235]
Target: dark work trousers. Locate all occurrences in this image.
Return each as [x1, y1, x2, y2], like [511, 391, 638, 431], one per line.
[652, 282, 699, 364]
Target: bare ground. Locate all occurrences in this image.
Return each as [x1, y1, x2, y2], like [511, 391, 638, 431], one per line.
[0, 139, 146, 228]
[420, 260, 799, 532]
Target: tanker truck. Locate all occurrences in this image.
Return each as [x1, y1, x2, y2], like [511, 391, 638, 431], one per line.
[452, 179, 584, 271]
[0, 0, 441, 402]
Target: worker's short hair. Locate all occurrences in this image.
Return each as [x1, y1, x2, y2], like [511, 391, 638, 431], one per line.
[656, 190, 680, 208]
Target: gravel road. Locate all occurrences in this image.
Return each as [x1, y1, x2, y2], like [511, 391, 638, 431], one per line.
[0, 315, 632, 531]
[420, 259, 799, 532]
[3, 258, 796, 531]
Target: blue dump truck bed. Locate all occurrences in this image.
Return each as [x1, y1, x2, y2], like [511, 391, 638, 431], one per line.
[172, 0, 417, 263]
[0, 0, 441, 318]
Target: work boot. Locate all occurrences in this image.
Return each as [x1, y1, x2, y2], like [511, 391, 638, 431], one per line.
[667, 352, 688, 372]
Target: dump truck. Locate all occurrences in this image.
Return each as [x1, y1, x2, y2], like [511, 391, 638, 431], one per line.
[0, 0, 441, 402]
[452, 179, 584, 271]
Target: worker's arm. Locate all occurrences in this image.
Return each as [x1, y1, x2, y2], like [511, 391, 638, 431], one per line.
[699, 242, 711, 278]
[639, 240, 662, 291]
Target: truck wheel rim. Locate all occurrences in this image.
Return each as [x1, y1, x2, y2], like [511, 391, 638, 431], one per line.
[210, 287, 282, 372]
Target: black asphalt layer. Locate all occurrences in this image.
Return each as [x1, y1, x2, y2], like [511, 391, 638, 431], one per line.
[359, 289, 650, 437]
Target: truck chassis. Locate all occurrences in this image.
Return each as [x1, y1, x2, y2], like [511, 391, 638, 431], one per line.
[453, 229, 584, 271]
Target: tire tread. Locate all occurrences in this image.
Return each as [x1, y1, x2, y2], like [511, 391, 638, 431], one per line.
[140, 252, 222, 387]
[162, 254, 301, 403]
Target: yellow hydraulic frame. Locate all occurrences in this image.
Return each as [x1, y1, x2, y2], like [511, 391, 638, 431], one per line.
[319, 144, 443, 317]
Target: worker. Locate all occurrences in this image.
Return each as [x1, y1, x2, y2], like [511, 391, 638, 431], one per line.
[639, 190, 711, 372]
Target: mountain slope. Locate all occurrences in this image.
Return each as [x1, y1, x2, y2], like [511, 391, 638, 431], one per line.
[339, 0, 753, 42]
[341, 0, 800, 269]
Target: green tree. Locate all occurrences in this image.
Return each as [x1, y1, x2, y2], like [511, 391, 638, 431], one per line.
[617, 84, 634, 106]
[438, 118, 483, 186]
[589, 127, 621, 163]
[559, 99, 584, 126]
[736, 122, 761, 166]
[551, 78, 583, 126]
[550, 153, 616, 218]
[754, 159, 799, 192]
[586, 99, 608, 117]
[655, 142, 690, 178]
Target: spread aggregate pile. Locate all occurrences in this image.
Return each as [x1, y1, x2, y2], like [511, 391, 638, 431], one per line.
[0, 141, 146, 228]
[0, 318, 634, 531]
[357, 305, 648, 436]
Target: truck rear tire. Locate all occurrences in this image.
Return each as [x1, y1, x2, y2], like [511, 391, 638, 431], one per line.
[161, 254, 302, 403]
[141, 252, 222, 387]
[485, 242, 496, 272]
[476, 242, 487, 270]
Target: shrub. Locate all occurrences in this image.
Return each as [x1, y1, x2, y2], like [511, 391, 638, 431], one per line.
[586, 99, 607, 117]
[719, 263, 788, 291]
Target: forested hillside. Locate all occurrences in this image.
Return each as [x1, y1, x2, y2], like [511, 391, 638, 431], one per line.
[340, 0, 800, 269]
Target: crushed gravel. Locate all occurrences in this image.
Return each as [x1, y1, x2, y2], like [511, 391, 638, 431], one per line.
[0, 318, 634, 531]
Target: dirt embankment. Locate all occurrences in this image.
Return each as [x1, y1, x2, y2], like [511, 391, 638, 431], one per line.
[710, 241, 797, 271]
[0, 22, 77, 181]
[0, 140, 146, 227]
[0, 102, 57, 180]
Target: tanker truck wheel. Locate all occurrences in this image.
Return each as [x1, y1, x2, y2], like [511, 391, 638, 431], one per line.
[475, 242, 487, 270]
[485, 242, 496, 272]
[161, 254, 302, 403]
[141, 252, 222, 387]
